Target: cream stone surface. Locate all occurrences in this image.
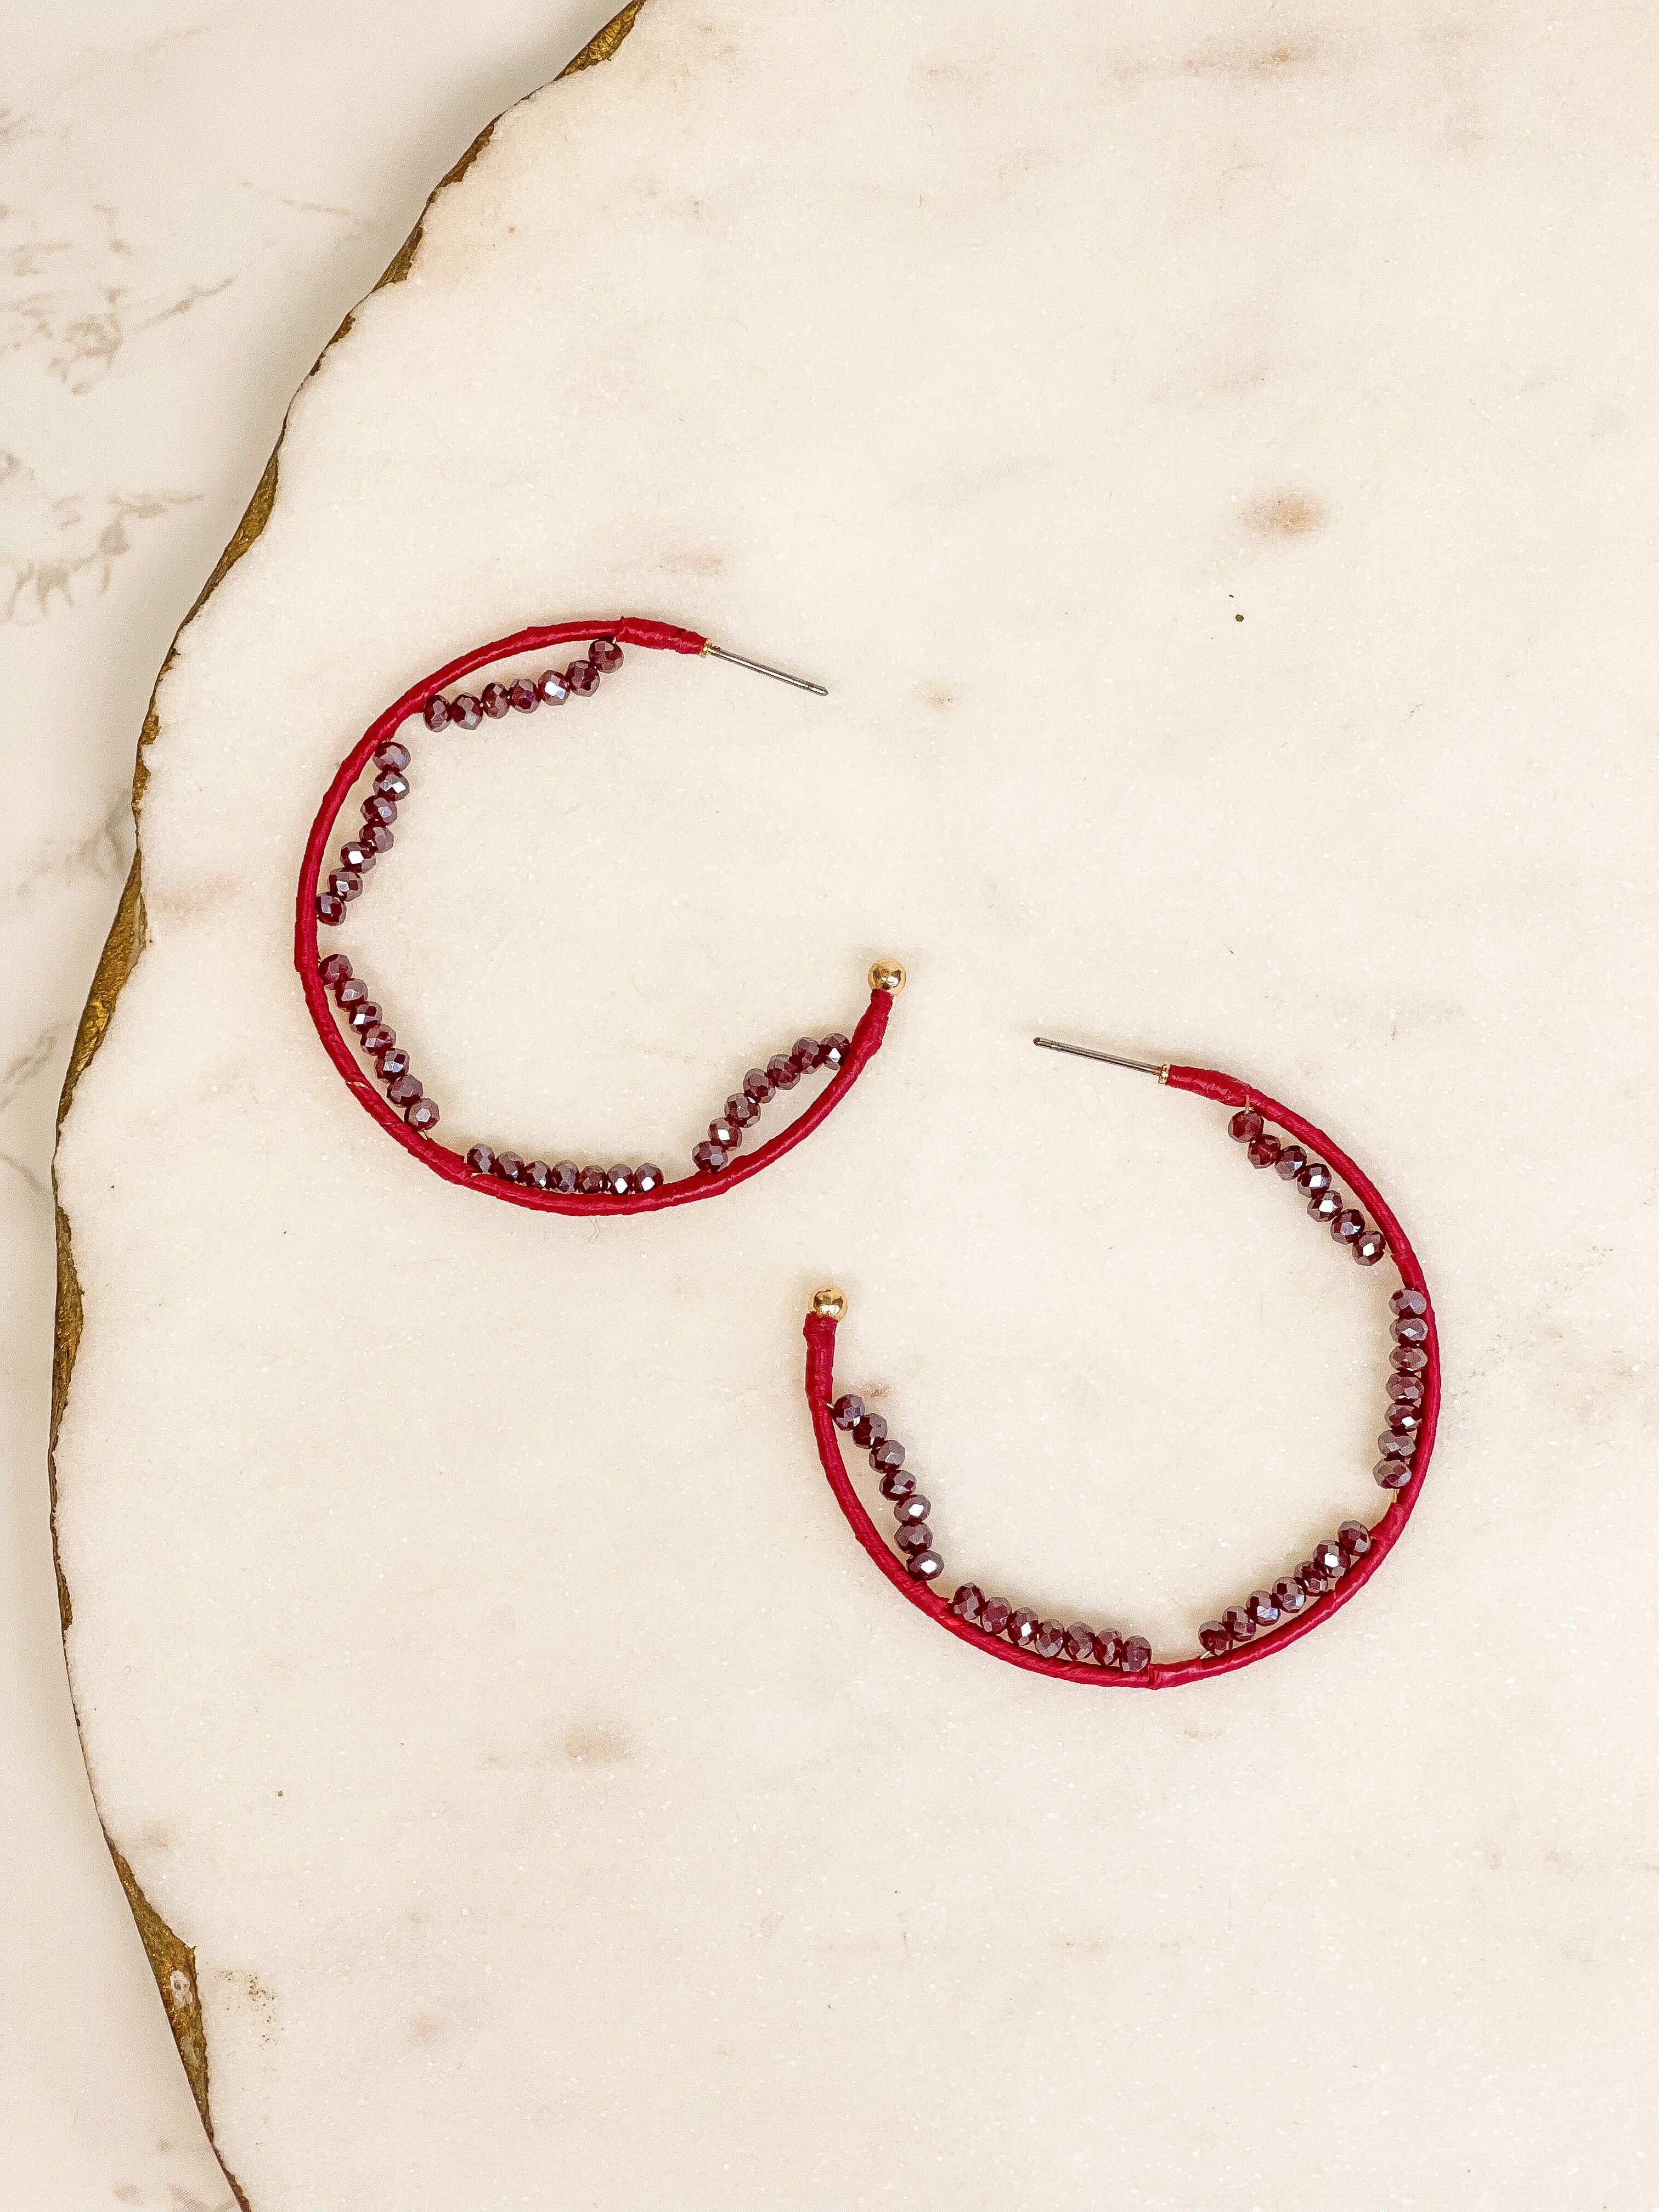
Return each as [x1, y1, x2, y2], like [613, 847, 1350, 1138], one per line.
[52, 3, 1659, 2207]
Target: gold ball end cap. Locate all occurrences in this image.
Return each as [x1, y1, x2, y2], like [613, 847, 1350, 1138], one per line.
[810, 1285, 848, 1321]
[868, 960, 906, 995]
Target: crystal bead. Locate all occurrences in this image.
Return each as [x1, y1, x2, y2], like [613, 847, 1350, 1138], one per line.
[481, 681, 511, 719]
[952, 1584, 983, 1623]
[319, 954, 351, 990]
[1229, 1107, 1263, 1143]
[1119, 1635, 1152, 1674]
[362, 794, 397, 828]
[1298, 1159, 1334, 1198]
[589, 638, 623, 672]
[766, 1053, 800, 1091]
[1374, 1459, 1413, 1489]
[359, 1023, 394, 1057]
[537, 669, 569, 704]
[386, 1073, 423, 1109]
[1310, 1539, 1344, 1579]
[327, 867, 362, 903]
[1308, 1188, 1342, 1224]
[1008, 1610, 1039, 1650]
[1297, 1558, 1336, 1595]
[1221, 1605, 1254, 1643]
[373, 771, 410, 804]
[1064, 1624, 1096, 1662]
[893, 1494, 930, 1526]
[1092, 1629, 1121, 1668]
[831, 1395, 864, 1431]
[577, 1166, 608, 1196]
[1391, 1344, 1429, 1374]
[449, 694, 482, 730]
[340, 839, 375, 874]
[1246, 1589, 1282, 1628]
[1248, 1133, 1282, 1170]
[1393, 1314, 1430, 1346]
[1387, 1373, 1426, 1406]
[879, 1468, 915, 1502]
[870, 1438, 905, 1474]
[634, 1164, 664, 1194]
[316, 892, 346, 927]
[362, 823, 393, 854]
[509, 678, 539, 713]
[551, 1163, 580, 1194]
[1274, 1144, 1308, 1181]
[1353, 1228, 1387, 1266]
[708, 1118, 742, 1152]
[495, 1153, 525, 1183]
[1273, 1576, 1307, 1614]
[1199, 1620, 1232, 1656]
[1391, 1288, 1429, 1318]
[691, 1140, 729, 1173]
[1332, 1207, 1365, 1245]
[725, 1091, 758, 1129]
[422, 696, 450, 732]
[906, 1550, 944, 1582]
[465, 1146, 494, 1175]
[347, 1001, 381, 1034]
[1034, 1621, 1066, 1660]
[606, 1165, 635, 1198]
[791, 1037, 823, 1073]
[377, 1048, 410, 1082]
[375, 740, 411, 773]
[1386, 1404, 1423, 1438]
[337, 977, 368, 1009]
[743, 1067, 775, 1107]
[895, 1522, 933, 1555]
[566, 661, 599, 696]
[524, 1161, 553, 1191]
[1377, 1430, 1414, 1459]
[853, 1412, 887, 1449]
[820, 1034, 851, 1071]
[980, 1597, 1012, 1637]
[406, 1097, 439, 1132]
[1338, 1520, 1372, 1558]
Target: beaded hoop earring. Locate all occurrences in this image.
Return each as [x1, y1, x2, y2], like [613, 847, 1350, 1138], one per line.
[297, 616, 903, 1215]
[801, 1042, 1440, 1688]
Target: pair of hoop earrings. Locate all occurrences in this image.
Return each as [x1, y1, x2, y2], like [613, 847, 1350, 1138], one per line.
[298, 614, 1440, 1690]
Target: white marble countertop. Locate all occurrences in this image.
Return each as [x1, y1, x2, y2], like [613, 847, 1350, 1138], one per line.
[0, 9, 613, 2203]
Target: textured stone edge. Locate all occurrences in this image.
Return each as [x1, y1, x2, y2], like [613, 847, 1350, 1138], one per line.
[46, 7, 647, 2200]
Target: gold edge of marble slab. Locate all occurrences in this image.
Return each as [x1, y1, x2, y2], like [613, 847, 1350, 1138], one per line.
[44, 7, 647, 2197]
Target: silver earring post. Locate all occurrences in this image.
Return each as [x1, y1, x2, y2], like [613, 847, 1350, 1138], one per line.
[702, 645, 827, 696]
[1033, 1037, 1170, 1082]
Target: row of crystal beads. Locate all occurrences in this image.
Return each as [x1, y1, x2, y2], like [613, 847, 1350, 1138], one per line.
[830, 1395, 944, 1584]
[692, 1034, 853, 1174]
[319, 951, 439, 1133]
[420, 636, 622, 732]
[1228, 1106, 1388, 1266]
[315, 738, 410, 926]
[1197, 1518, 1375, 1657]
[462, 1149, 664, 1199]
[1375, 1286, 1430, 1487]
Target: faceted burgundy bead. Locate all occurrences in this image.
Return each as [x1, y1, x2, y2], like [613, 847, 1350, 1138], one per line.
[1310, 1538, 1344, 1580]
[831, 1393, 864, 1431]
[373, 770, 410, 803]
[1338, 1519, 1372, 1558]
[375, 740, 411, 772]
[328, 868, 363, 902]
[1273, 1576, 1307, 1615]
[1247, 1133, 1282, 1171]
[377, 1047, 410, 1082]
[1391, 1343, 1429, 1374]
[1119, 1635, 1152, 1674]
[1387, 1372, 1426, 1406]
[537, 669, 569, 704]
[980, 1597, 1012, 1637]
[1386, 1404, 1423, 1438]
[578, 1166, 609, 1196]
[893, 1494, 930, 1526]
[337, 976, 368, 1009]
[1246, 1589, 1282, 1628]
[316, 891, 347, 926]
[820, 1034, 851, 1071]
[1009, 1610, 1040, 1650]
[449, 694, 482, 730]
[743, 1067, 775, 1107]
[791, 1037, 823, 1073]
[1034, 1621, 1066, 1660]
[523, 1161, 553, 1191]
[1353, 1229, 1387, 1266]
[1374, 1458, 1413, 1489]
[1393, 1314, 1430, 1345]
[359, 1023, 395, 1057]
[691, 1139, 729, 1173]
[766, 1053, 800, 1092]
[1332, 1207, 1365, 1245]
[1308, 1188, 1342, 1224]
[362, 823, 394, 854]
[1297, 1558, 1336, 1595]
[481, 681, 511, 719]
[1274, 1143, 1308, 1181]
[871, 1438, 905, 1474]
[1064, 1624, 1096, 1663]
[551, 1162, 580, 1194]
[495, 1152, 525, 1183]
[386, 1073, 423, 1109]
[347, 1001, 381, 1034]
[879, 1468, 916, 1502]
[1199, 1620, 1232, 1656]
[852, 1412, 887, 1449]
[725, 1090, 758, 1129]
[423, 696, 451, 732]
[606, 1165, 635, 1198]
[1092, 1629, 1121, 1668]
[566, 660, 599, 696]
[406, 1097, 439, 1132]
[362, 794, 398, 828]
[1299, 1159, 1334, 1199]
[708, 1118, 742, 1152]
[895, 1522, 933, 1555]
[1391, 1287, 1429, 1318]
[634, 1164, 664, 1194]
[319, 953, 351, 990]
[466, 1146, 494, 1175]
[508, 678, 539, 713]
[952, 1583, 984, 1624]
[1228, 1107, 1263, 1143]
[906, 1549, 944, 1582]
[590, 638, 624, 673]
[1377, 1430, 1414, 1459]
[1221, 1605, 1254, 1643]
[340, 839, 375, 874]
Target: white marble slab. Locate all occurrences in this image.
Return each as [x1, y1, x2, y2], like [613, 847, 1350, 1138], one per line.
[33, 0, 1659, 2205]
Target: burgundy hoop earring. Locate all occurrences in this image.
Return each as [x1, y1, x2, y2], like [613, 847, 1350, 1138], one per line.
[802, 1041, 1440, 1688]
[296, 615, 903, 1215]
